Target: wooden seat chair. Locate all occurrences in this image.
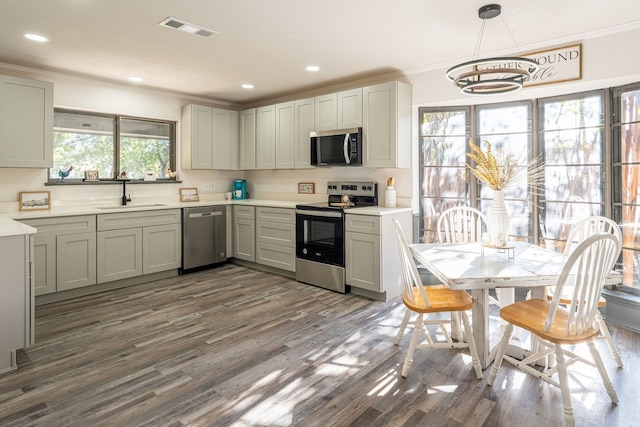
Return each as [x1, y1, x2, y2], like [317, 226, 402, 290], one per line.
[395, 206, 507, 345]
[547, 215, 623, 368]
[487, 233, 621, 427]
[392, 218, 483, 379]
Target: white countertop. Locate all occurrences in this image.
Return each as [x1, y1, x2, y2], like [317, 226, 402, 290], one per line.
[0, 198, 411, 234]
[0, 216, 36, 237]
[344, 206, 412, 216]
[4, 198, 301, 220]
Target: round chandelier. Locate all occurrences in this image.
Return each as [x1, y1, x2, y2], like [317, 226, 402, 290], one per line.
[446, 4, 539, 96]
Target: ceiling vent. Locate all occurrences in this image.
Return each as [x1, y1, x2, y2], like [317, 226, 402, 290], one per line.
[159, 17, 218, 38]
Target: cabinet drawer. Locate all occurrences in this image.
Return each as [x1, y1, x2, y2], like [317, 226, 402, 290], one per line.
[345, 214, 380, 234]
[234, 205, 255, 220]
[256, 207, 294, 223]
[19, 215, 96, 237]
[256, 221, 295, 247]
[256, 242, 296, 272]
[97, 209, 180, 230]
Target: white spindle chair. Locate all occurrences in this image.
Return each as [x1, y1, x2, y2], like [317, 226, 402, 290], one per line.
[487, 233, 621, 427]
[393, 219, 482, 379]
[547, 215, 623, 367]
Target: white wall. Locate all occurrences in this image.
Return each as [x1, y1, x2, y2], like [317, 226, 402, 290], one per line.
[409, 28, 640, 106]
[1, 26, 639, 211]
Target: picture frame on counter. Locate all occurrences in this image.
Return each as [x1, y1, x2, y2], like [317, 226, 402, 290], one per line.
[298, 182, 315, 194]
[84, 170, 99, 181]
[179, 187, 199, 202]
[19, 191, 51, 211]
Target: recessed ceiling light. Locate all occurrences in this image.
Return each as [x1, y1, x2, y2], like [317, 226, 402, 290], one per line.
[242, 84, 254, 89]
[24, 33, 48, 42]
[128, 77, 144, 83]
[305, 65, 320, 72]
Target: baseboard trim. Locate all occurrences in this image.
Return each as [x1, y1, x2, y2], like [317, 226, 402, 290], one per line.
[602, 287, 640, 334]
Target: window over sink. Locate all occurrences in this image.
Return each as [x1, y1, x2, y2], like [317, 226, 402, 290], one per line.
[50, 109, 176, 182]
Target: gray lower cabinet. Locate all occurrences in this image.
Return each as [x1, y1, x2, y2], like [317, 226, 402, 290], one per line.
[97, 228, 142, 283]
[346, 230, 381, 292]
[233, 205, 255, 262]
[256, 207, 295, 272]
[97, 209, 181, 284]
[0, 233, 33, 374]
[345, 210, 412, 300]
[143, 223, 182, 274]
[18, 215, 96, 295]
[57, 231, 97, 291]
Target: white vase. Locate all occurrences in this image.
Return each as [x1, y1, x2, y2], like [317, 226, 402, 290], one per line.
[488, 190, 510, 246]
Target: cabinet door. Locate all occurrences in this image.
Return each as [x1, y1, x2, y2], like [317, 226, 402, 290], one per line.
[57, 232, 97, 291]
[212, 108, 239, 170]
[363, 81, 412, 168]
[314, 93, 338, 131]
[32, 235, 56, 295]
[294, 98, 315, 169]
[0, 75, 53, 168]
[239, 108, 256, 170]
[346, 231, 381, 292]
[97, 228, 142, 284]
[337, 88, 362, 129]
[181, 104, 213, 169]
[275, 101, 295, 169]
[143, 224, 181, 274]
[234, 218, 255, 262]
[256, 105, 276, 169]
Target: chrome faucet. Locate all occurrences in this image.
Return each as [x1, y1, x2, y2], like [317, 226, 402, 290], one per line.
[120, 179, 131, 205]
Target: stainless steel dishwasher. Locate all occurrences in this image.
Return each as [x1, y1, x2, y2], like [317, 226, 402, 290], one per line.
[182, 205, 226, 272]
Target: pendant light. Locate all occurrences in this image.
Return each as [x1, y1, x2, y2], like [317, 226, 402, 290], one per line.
[446, 4, 538, 95]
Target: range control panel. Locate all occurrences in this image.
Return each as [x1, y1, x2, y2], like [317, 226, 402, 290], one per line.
[327, 181, 377, 197]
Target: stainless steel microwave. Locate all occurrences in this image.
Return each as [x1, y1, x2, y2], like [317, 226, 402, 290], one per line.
[310, 127, 362, 166]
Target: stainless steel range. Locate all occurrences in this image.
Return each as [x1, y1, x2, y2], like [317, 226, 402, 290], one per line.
[295, 180, 378, 293]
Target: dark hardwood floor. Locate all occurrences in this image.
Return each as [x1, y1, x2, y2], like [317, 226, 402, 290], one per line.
[1, 263, 638, 426]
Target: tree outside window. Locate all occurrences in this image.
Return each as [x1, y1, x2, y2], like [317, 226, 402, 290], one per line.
[51, 109, 175, 182]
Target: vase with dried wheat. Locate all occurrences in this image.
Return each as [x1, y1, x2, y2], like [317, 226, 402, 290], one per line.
[466, 140, 543, 246]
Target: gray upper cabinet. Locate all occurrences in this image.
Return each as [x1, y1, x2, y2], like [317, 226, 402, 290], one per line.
[294, 98, 314, 169]
[181, 104, 239, 170]
[256, 105, 276, 169]
[0, 75, 53, 168]
[362, 81, 412, 168]
[337, 88, 362, 129]
[275, 101, 295, 169]
[212, 107, 239, 170]
[314, 89, 362, 132]
[239, 108, 256, 170]
[314, 93, 337, 132]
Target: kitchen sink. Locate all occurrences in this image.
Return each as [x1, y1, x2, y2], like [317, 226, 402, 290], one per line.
[96, 203, 168, 210]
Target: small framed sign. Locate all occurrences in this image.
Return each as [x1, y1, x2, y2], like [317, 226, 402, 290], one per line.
[19, 191, 51, 211]
[179, 187, 200, 202]
[84, 170, 100, 181]
[298, 182, 315, 194]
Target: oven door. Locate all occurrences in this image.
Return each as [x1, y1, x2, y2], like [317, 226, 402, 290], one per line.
[296, 209, 344, 267]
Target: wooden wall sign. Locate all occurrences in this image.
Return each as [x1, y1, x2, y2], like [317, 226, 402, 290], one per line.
[521, 43, 582, 88]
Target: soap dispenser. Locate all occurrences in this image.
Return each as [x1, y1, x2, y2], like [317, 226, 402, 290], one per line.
[385, 177, 396, 208]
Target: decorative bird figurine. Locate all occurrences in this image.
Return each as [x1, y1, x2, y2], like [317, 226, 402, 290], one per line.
[58, 166, 73, 181]
[167, 167, 177, 180]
